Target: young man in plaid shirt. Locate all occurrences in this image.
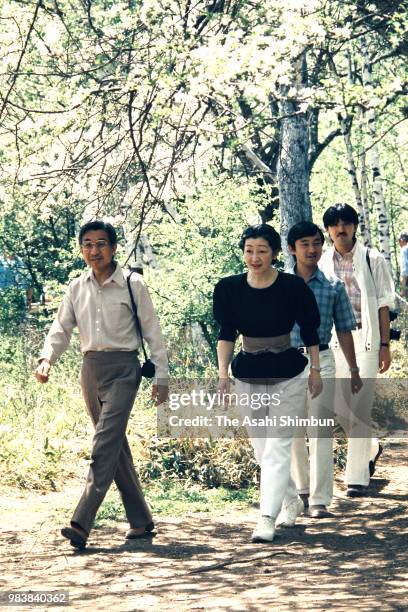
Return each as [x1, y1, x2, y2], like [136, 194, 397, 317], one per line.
[286, 221, 362, 519]
[319, 204, 394, 497]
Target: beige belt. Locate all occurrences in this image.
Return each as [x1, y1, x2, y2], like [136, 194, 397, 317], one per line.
[241, 334, 291, 354]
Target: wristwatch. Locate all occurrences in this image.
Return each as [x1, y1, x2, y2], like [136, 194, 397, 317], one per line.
[349, 367, 360, 373]
[310, 365, 321, 372]
[380, 342, 390, 347]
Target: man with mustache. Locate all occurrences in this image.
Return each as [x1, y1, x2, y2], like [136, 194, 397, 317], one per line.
[319, 204, 395, 497]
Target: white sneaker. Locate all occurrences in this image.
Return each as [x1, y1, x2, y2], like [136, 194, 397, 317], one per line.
[251, 516, 276, 543]
[276, 497, 304, 527]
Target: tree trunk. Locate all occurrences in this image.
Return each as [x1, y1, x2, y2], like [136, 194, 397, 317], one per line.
[338, 112, 371, 246]
[359, 137, 372, 246]
[124, 229, 157, 271]
[361, 42, 391, 264]
[277, 52, 312, 269]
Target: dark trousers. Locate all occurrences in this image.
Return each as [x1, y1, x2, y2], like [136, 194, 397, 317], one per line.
[71, 351, 152, 533]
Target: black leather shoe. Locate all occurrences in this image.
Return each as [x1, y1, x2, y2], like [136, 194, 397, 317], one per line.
[346, 485, 368, 497]
[309, 505, 333, 518]
[61, 526, 87, 550]
[369, 443, 383, 477]
[299, 493, 309, 511]
[125, 521, 155, 539]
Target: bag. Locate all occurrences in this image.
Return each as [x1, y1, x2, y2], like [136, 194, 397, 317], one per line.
[366, 249, 400, 339]
[231, 347, 308, 383]
[126, 271, 156, 378]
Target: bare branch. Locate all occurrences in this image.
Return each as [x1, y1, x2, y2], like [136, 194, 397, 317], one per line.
[362, 116, 408, 155]
[240, 144, 273, 174]
[0, 0, 43, 121]
[309, 126, 343, 169]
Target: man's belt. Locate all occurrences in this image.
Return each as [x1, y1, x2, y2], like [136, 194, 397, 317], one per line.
[297, 344, 329, 354]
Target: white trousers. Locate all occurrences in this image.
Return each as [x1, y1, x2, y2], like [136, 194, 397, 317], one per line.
[291, 349, 336, 506]
[333, 329, 380, 486]
[235, 372, 307, 518]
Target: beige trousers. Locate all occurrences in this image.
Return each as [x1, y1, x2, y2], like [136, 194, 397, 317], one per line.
[333, 329, 380, 486]
[71, 351, 152, 534]
[291, 349, 336, 507]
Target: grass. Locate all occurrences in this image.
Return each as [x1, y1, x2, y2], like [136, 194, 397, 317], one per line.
[0, 331, 159, 490]
[0, 329, 260, 492]
[50, 480, 259, 528]
[1, 325, 407, 515]
[0, 336, 88, 490]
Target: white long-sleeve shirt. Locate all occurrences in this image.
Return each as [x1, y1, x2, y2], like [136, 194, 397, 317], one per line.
[319, 241, 395, 352]
[40, 264, 168, 379]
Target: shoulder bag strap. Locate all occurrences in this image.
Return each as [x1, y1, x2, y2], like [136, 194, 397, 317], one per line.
[126, 271, 149, 363]
[365, 247, 374, 282]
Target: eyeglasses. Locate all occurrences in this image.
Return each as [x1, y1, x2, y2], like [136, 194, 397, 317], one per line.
[81, 240, 111, 250]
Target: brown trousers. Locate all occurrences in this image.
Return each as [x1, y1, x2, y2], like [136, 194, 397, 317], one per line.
[71, 351, 152, 534]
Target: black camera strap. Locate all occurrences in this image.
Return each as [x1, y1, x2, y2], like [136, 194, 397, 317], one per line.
[126, 271, 149, 364]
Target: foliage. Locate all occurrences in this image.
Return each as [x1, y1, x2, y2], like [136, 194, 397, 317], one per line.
[0, 0, 407, 237]
[0, 327, 259, 491]
[137, 437, 259, 490]
[2, 324, 407, 494]
[0, 331, 85, 489]
[0, 0, 406, 328]
[1, 1, 408, 508]
[0, 206, 84, 299]
[0, 288, 27, 333]
[144, 175, 263, 362]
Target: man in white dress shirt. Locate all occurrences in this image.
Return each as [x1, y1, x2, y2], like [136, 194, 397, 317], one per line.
[35, 221, 168, 549]
[319, 204, 394, 497]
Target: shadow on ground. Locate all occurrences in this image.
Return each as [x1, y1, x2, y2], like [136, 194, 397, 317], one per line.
[1, 440, 407, 611]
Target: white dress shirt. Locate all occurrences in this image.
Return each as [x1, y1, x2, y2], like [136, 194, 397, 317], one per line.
[40, 263, 168, 379]
[319, 241, 395, 351]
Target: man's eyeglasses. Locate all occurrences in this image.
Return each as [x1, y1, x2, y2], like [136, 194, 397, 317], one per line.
[81, 240, 111, 250]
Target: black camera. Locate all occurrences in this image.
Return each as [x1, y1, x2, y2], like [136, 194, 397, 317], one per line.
[390, 328, 401, 341]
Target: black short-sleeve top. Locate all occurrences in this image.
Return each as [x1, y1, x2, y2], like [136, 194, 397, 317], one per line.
[213, 272, 320, 347]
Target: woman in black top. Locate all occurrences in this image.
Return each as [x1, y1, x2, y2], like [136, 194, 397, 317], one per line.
[213, 224, 322, 543]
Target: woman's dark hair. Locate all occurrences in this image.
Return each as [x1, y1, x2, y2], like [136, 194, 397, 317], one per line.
[322, 203, 359, 228]
[78, 221, 118, 246]
[287, 221, 324, 248]
[239, 224, 281, 252]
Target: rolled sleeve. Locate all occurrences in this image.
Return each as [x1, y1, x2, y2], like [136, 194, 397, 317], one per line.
[372, 256, 395, 310]
[39, 287, 77, 364]
[133, 276, 168, 381]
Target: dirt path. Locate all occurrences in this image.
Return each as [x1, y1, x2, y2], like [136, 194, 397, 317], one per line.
[1, 440, 407, 611]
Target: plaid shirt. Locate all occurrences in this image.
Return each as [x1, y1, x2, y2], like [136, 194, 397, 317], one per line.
[333, 243, 362, 325]
[291, 266, 356, 347]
